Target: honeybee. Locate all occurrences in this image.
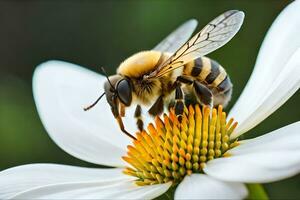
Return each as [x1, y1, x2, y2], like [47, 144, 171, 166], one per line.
[84, 10, 244, 140]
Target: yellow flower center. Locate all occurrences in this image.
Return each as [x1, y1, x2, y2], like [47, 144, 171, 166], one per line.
[122, 105, 239, 186]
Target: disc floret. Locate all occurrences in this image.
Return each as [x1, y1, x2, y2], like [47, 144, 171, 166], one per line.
[123, 105, 239, 186]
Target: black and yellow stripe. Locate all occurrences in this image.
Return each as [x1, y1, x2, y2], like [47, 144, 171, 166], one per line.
[183, 57, 232, 93]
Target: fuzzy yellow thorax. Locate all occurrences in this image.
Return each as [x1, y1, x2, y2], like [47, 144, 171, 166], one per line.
[123, 105, 239, 186]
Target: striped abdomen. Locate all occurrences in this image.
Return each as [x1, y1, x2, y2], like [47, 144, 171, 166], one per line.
[182, 57, 233, 107]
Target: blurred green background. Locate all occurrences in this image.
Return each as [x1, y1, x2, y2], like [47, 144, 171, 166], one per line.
[0, 0, 299, 199]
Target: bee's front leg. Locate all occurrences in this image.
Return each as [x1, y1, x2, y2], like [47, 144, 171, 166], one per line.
[112, 98, 136, 140]
[116, 115, 137, 140]
[120, 103, 126, 117]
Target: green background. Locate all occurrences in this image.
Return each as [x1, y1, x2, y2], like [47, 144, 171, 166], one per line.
[0, 0, 299, 199]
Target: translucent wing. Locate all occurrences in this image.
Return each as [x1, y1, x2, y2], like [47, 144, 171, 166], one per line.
[148, 10, 244, 79]
[153, 19, 198, 54]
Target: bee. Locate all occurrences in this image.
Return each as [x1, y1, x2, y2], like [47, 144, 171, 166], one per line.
[84, 10, 244, 140]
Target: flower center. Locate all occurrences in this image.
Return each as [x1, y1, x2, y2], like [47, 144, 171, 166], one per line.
[122, 105, 239, 186]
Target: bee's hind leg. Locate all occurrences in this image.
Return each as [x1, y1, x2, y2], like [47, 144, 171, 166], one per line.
[176, 76, 213, 108]
[193, 80, 213, 108]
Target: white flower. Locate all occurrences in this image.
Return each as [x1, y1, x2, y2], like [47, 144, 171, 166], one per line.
[1, 1, 300, 199]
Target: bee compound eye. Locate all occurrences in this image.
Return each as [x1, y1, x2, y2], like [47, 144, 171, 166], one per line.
[116, 79, 132, 106]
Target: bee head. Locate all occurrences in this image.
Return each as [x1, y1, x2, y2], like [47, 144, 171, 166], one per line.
[83, 68, 132, 117]
[104, 74, 132, 118]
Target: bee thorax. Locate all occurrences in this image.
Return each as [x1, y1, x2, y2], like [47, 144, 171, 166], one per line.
[132, 79, 161, 105]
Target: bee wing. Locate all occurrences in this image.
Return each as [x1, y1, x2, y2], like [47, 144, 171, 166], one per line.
[153, 19, 198, 53]
[148, 10, 244, 79]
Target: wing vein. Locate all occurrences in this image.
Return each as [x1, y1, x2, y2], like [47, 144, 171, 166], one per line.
[147, 10, 244, 79]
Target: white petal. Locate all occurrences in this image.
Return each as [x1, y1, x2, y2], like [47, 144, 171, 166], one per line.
[204, 122, 300, 183]
[11, 182, 171, 200]
[229, 0, 300, 138]
[1, 164, 170, 200]
[0, 164, 132, 199]
[174, 174, 247, 200]
[231, 121, 300, 154]
[230, 48, 300, 138]
[204, 151, 300, 183]
[33, 60, 140, 166]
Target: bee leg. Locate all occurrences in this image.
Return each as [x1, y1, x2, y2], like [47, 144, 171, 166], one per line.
[110, 96, 136, 140]
[174, 83, 185, 122]
[173, 76, 195, 119]
[116, 115, 137, 140]
[134, 104, 144, 132]
[193, 80, 213, 108]
[148, 95, 164, 116]
[120, 103, 126, 117]
[176, 75, 194, 85]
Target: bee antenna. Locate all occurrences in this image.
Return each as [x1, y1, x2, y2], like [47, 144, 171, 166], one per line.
[83, 92, 105, 111]
[101, 67, 115, 90]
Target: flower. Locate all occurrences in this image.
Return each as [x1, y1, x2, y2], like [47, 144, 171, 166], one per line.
[1, 1, 300, 199]
[122, 105, 241, 186]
